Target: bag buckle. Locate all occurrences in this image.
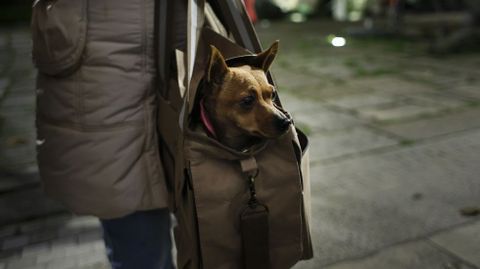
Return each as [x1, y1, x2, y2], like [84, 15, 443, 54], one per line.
[247, 172, 259, 208]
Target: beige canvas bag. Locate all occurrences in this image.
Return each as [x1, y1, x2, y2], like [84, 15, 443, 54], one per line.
[155, 1, 313, 268]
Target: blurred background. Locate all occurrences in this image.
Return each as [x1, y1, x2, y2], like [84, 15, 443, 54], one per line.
[1, 0, 479, 268]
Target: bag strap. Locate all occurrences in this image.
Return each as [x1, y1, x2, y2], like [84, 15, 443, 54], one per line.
[155, 0, 176, 97]
[187, 0, 205, 86]
[240, 157, 271, 269]
[211, 0, 261, 53]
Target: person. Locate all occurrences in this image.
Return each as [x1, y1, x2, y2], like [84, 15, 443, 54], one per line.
[31, 0, 184, 268]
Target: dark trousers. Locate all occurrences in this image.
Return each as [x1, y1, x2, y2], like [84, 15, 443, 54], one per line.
[100, 209, 174, 269]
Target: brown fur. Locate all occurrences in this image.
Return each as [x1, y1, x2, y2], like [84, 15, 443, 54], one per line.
[202, 41, 291, 150]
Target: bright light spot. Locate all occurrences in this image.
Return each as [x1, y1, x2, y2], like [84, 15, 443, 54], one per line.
[289, 12, 306, 23]
[331, 37, 346, 47]
[272, 0, 298, 12]
[36, 139, 45, 146]
[348, 11, 362, 22]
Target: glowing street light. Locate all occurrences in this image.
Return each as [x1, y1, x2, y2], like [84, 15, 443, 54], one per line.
[327, 35, 347, 47]
[331, 37, 346, 47]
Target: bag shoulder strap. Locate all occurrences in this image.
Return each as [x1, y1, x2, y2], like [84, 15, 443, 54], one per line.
[240, 157, 271, 269]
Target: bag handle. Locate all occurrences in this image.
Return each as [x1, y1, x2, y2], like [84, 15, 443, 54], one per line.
[187, 0, 205, 87]
[178, 0, 206, 133]
[210, 0, 261, 53]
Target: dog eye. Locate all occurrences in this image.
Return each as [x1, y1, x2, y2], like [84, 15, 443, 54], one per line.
[240, 95, 256, 107]
[271, 91, 277, 100]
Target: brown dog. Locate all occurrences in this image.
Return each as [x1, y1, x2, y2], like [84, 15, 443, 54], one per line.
[199, 41, 291, 150]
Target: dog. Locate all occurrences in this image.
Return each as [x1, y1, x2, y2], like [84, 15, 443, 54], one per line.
[198, 41, 291, 151]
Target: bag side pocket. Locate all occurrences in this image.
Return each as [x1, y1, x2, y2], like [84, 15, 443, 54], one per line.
[31, 0, 87, 76]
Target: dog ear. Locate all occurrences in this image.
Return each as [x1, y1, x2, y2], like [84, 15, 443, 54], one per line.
[252, 40, 279, 72]
[207, 45, 229, 84]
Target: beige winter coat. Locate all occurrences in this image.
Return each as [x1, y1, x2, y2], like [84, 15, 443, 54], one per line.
[32, 0, 168, 218]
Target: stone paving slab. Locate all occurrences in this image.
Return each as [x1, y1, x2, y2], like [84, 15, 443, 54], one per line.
[0, 188, 65, 226]
[300, 61, 355, 82]
[0, 119, 35, 138]
[299, 83, 374, 101]
[1, 93, 36, 109]
[0, 104, 35, 118]
[446, 83, 480, 101]
[0, 27, 37, 175]
[408, 56, 480, 78]
[293, 107, 364, 133]
[403, 69, 464, 89]
[277, 93, 368, 136]
[278, 93, 322, 114]
[298, 129, 480, 267]
[353, 76, 437, 95]
[380, 107, 480, 140]
[409, 92, 470, 109]
[322, 86, 469, 120]
[0, 85, 37, 182]
[0, 144, 37, 167]
[325, 93, 400, 110]
[0, 168, 38, 193]
[320, 240, 476, 269]
[430, 221, 480, 267]
[0, 215, 108, 269]
[273, 69, 324, 92]
[357, 102, 446, 123]
[272, 59, 375, 100]
[0, 78, 10, 100]
[308, 127, 398, 162]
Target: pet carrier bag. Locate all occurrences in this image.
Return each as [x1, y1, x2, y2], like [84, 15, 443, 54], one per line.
[155, 1, 313, 268]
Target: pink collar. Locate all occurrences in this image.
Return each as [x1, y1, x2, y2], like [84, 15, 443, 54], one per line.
[200, 98, 217, 138]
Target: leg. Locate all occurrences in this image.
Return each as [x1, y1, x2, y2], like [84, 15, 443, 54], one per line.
[100, 208, 174, 269]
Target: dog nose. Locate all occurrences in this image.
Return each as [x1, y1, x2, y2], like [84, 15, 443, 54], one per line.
[275, 117, 291, 132]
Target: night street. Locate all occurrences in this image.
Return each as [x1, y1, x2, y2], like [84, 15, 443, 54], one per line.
[1, 18, 480, 269]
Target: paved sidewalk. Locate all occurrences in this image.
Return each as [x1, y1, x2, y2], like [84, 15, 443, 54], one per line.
[259, 21, 480, 269]
[1, 21, 480, 269]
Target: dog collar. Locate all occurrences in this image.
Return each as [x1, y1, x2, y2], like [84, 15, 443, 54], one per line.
[200, 98, 217, 139]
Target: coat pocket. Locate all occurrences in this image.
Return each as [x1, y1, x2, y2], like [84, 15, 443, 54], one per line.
[31, 0, 87, 76]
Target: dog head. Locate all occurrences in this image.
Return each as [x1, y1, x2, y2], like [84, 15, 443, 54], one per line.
[202, 41, 291, 149]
